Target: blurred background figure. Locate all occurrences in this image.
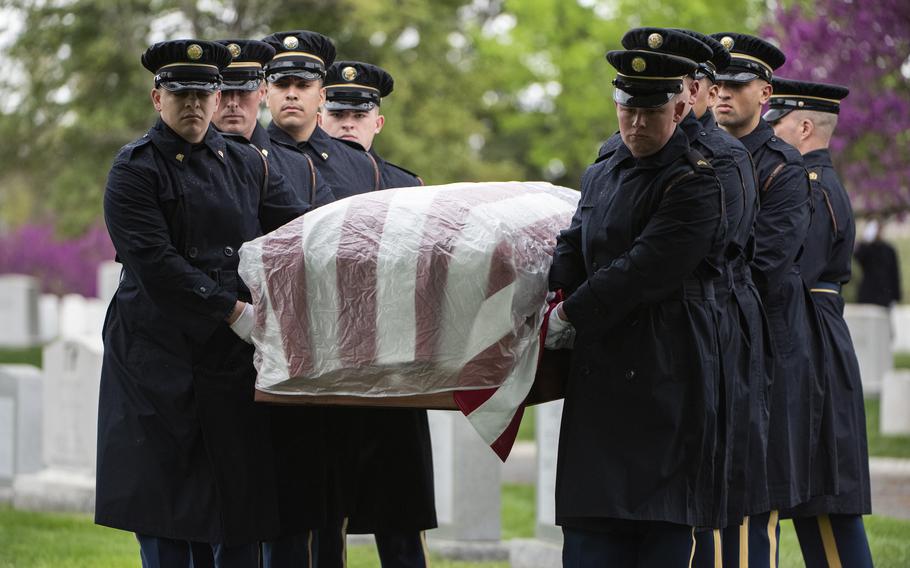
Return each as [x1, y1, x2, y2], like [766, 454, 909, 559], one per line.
[855, 218, 902, 309]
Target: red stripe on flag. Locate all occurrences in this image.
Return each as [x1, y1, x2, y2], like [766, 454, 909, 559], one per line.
[261, 221, 315, 377]
[336, 194, 391, 367]
[414, 185, 529, 362]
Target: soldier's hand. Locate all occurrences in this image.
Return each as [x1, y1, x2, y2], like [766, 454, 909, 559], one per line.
[544, 301, 575, 350]
[229, 301, 256, 344]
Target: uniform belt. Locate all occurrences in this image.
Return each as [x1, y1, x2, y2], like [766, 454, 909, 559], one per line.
[667, 278, 715, 301]
[810, 281, 842, 294]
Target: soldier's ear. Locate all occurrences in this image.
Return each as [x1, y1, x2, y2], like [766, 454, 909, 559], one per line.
[375, 114, 385, 134]
[151, 88, 162, 111]
[672, 99, 686, 123]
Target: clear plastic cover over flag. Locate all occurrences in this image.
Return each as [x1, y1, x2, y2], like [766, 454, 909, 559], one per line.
[238, 181, 579, 456]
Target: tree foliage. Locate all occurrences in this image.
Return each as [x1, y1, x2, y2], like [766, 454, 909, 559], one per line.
[764, 0, 910, 216]
[0, 0, 761, 235]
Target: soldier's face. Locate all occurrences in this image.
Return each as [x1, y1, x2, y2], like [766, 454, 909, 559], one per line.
[266, 76, 326, 133]
[714, 79, 771, 131]
[214, 85, 265, 140]
[616, 98, 686, 158]
[320, 108, 384, 151]
[152, 88, 220, 144]
[693, 78, 719, 119]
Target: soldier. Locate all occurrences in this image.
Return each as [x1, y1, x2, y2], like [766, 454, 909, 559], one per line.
[606, 32, 769, 554]
[95, 40, 309, 568]
[711, 32, 832, 567]
[213, 38, 334, 207]
[321, 60, 424, 188]
[766, 79, 873, 568]
[546, 47, 725, 566]
[211, 37, 333, 568]
[317, 60, 437, 568]
[261, 30, 380, 199]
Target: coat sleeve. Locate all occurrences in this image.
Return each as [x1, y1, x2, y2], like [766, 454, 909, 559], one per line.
[548, 173, 590, 295]
[562, 171, 722, 334]
[890, 245, 902, 303]
[750, 164, 811, 297]
[103, 160, 237, 341]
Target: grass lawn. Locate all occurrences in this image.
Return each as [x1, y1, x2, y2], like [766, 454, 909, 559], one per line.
[4, 491, 910, 567]
[0, 346, 42, 368]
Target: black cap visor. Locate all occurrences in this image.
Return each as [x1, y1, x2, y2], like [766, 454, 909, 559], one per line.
[613, 87, 678, 108]
[694, 64, 716, 83]
[762, 107, 792, 123]
[324, 99, 377, 111]
[714, 70, 761, 84]
[221, 77, 262, 91]
[157, 79, 221, 93]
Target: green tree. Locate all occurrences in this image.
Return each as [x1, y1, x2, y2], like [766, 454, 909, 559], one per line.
[0, 0, 765, 234]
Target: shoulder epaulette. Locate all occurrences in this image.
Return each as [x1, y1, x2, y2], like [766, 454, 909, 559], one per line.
[766, 135, 803, 164]
[385, 160, 422, 181]
[685, 149, 714, 172]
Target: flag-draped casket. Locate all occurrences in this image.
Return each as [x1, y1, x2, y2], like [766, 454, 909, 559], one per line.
[238, 181, 578, 459]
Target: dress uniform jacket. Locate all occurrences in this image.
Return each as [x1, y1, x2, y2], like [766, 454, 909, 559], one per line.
[681, 110, 770, 524]
[267, 122, 380, 200]
[249, 122, 335, 207]
[330, 149, 437, 534]
[741, 119, 831, 510]
[550, 128, 725, 528]
[790, 149, 871, 517]
[96, 119, 310, 545]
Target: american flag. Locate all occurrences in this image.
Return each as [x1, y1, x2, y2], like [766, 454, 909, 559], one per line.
[238, 181, 578, 459]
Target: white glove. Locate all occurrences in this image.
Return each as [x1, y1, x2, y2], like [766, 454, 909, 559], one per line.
[544, 302, 575, 350]
[229, 302, 256, 344]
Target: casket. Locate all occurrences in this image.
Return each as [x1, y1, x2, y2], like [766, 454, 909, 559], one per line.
[238, 181, 578, 458]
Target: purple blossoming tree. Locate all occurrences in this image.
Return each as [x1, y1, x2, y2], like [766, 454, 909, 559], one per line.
[764, 0, 910, 216]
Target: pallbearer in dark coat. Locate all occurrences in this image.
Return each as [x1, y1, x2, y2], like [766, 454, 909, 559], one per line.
[546, 47, 725, 567]
[766, 79, 874, 568]
[318, 60, 436, 568]
[712, 32, 832, 567]
[612, 31, 772, 544]
[211, 38, 333, 568]
[95, 40, 310, 568]
[261, 31, 381, 199]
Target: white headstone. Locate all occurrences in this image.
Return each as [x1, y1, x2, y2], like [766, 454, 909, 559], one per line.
[0, 274, 40, 348]
[96, 261, 121, 304]
[427, 409, 502, 542]
[892, 306, 910, 352]
[845, 303, 892, 396]
[59, 294, 106, 340]
[38, 294, 59, 343]
[535, 400, 563, 543]
[0, 365, 43, 490]
[12, 337, 101, 512]
[882, 370, 910, 435]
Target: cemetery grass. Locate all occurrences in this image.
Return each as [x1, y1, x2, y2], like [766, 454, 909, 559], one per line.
[0, 346, 42, 368]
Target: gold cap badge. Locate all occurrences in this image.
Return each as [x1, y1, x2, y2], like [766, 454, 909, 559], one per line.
[631, 57, 647, 73]
[720, 36, 734, 50]
[283, 36, 299, 50]
[648, 33, 663, 49]
[227, 43, 241, 58]
[809, 171, 819, 181]
[341, 66, 357, 81]
[187, 44, 203, 60]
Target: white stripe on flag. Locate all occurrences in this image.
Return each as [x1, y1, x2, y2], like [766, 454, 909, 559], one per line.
[303, 199, 351, 375]
[375, 187, 436, 365]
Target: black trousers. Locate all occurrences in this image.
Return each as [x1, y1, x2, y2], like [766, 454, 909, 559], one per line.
[136, 534, 258, 568]
[562, 522, 695, 568]
[692, 510, 781, 568]
[317, 518, 428, 568]
[793, 514, 873, 568]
